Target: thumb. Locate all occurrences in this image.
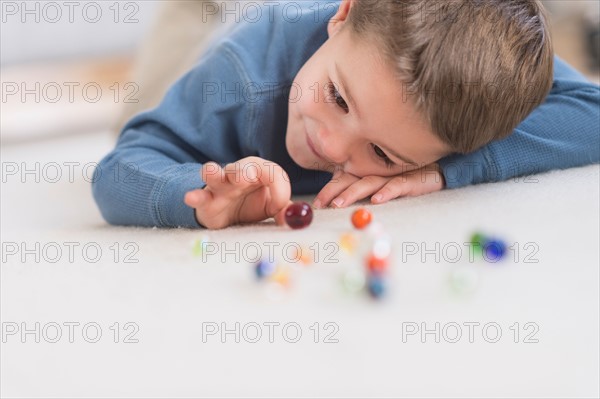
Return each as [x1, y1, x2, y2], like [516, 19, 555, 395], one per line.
[274, 200, 294, 226]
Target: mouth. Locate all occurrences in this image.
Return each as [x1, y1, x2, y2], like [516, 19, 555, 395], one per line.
[306, 130, 325, 161]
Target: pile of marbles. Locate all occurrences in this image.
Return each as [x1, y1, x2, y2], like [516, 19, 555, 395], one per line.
[191, 200, 510, 302]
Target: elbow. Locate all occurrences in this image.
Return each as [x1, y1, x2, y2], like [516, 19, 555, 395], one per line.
[91, 152, 159, 228]
[91, 153, 126, 226]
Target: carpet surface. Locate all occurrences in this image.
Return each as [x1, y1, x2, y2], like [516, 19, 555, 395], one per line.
[2, 131, 599, 397]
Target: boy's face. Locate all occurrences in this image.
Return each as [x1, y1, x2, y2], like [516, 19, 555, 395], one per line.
[286, 0, 452, 177]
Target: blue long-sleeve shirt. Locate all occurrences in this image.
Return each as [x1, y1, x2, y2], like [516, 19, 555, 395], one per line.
[92, 1, 600, 229]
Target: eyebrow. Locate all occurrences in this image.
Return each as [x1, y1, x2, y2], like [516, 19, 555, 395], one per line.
[335, 61, 419, 168]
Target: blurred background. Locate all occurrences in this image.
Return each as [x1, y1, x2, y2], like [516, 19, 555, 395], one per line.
[1, 0, 599, 146]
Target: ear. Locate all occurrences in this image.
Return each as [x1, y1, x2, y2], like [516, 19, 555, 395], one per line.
[327, 0, 353, 37]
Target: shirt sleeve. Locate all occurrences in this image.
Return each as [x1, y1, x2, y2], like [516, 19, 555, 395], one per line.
[437, 55, 600, 189]
[92, 44, 250, 228]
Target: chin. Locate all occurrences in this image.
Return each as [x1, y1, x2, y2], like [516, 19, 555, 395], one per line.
[290, 151, 315, 170]
[303, 161, 322, 171]
[289, 148, 321, 171]
[285, 133, 300, 165]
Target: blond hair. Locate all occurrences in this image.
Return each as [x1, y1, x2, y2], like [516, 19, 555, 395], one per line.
[349, 0, 554, 154]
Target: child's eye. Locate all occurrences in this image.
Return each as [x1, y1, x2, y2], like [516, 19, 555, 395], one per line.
[327, 82, 349, 113]
[371, 144, 395, 169]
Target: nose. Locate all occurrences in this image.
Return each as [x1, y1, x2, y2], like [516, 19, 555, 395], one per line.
[316, 127, 350, 165]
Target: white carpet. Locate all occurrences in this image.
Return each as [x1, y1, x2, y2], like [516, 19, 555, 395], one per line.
[2, 131, 599, 398]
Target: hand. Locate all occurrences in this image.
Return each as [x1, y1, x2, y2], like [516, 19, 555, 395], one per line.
[184, 157, 292, 229]
[313, 163, 446, 209]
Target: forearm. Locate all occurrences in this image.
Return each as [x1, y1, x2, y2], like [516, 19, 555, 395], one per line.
[92, 125, 206, 228]
[438, 56, 600, 188]
[94, 42, 250, 228]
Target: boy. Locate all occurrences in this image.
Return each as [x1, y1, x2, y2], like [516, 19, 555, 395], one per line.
[92, 0, 600, 229]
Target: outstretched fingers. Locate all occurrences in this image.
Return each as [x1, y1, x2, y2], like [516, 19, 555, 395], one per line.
[370, 176, 413, 204]
[328, 175, 389, 208]
[313, 171, 361, 208]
